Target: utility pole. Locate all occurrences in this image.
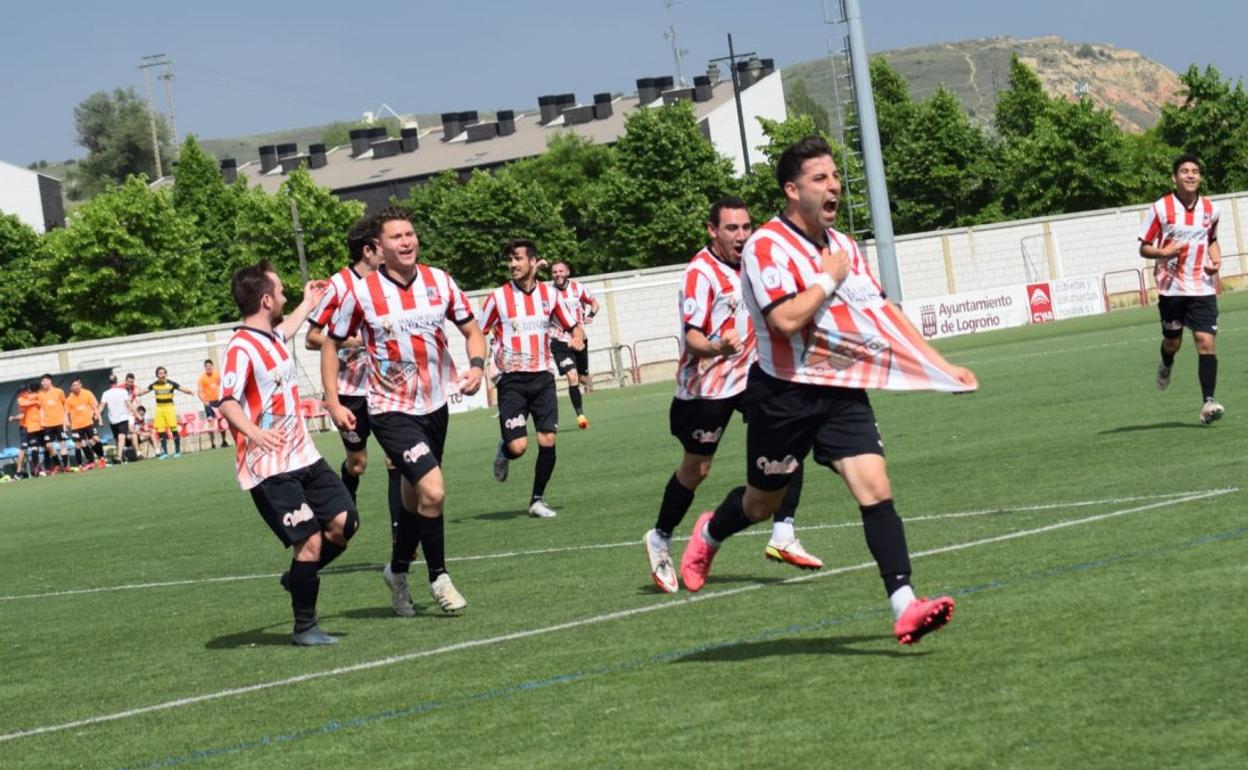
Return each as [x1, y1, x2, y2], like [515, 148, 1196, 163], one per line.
[138, 54, 165, 179]
[158, 59, 178, 145]
[663, 0, 689, 86]
[708, 34, 757, 175]
[290, 198, 309, 285]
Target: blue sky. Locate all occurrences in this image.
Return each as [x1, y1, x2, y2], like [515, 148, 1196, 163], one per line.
[2, 0, 1244, 164]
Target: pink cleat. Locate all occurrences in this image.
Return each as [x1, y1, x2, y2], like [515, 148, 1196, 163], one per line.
[893, 595, 955, 646]
[679, 512, 719, 592]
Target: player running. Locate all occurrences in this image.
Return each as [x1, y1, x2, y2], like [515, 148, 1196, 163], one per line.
[548, 260, 598, 427]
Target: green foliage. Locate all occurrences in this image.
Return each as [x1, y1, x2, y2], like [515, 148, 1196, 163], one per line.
[172, 135, 246, 321]
[40, 176, 214, 340]
[869, 57, 917, 150]
[500, 133, 614, 245]
[66, 87, 172, 200]
[1157, 65, 1248, 192]
[0, 213, 56, 350]
[321, 118, 400, 148]
[995, 55, 1049, 140]
[784, 78, 831, 134]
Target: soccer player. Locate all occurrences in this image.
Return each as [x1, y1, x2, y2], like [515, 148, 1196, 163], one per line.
[65, 379, 106, 470]
[679, 136, 978, 646]
[1139, 153, 1224, 425]
[644, 196, 822, 594]
[548, 260, 598, 425]
[15, 383, 43, 476]
[36, 375, 70, 474]
[321, 206, 485, 618]
[306, 218, 386, 502]
[133, 406, 155, 457]
[100, 374, 140, 462]
[481, 239, 585, 519]
[218, 260, 356, 646]
[136, 367, 193, 458]
[197, 360, 230, 448]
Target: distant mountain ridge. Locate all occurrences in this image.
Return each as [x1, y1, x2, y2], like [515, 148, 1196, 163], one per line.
[784, 35, 1182, 134]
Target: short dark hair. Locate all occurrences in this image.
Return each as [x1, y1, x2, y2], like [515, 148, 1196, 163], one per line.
[108, 374, 118, 385]
[71, 378, 82, 385]
[372, 205, 414, 232]
[155, 366, 166, 376]
[347, 217, 380, 264]
[709, 195, 749, 226]
[41, 373, 52, 381]
[203, 359, 213, 366]
[776, 135, 834, 192]
[25, 382, 37, 392]
[125, 372, 135, 380]
[231, 259, 278, 316]
[1172, 152, 1203, 175]
[551, 260, 570, 271]
[501, 238, 538, 259]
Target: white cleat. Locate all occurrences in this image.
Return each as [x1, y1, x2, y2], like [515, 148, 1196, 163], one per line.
[1156, 361, 1171, 390]
[429, 573, 466, 613]
[644, 529, 679, 593]
[764, 538, 824, 570]
[493, 440, 509, 482]
[382, 564, 416, 617]
[1199, 399, 1225, 425]
[528, 499, 558, 518]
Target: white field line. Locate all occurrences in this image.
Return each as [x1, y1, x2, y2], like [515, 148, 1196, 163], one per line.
[0, 489, 1227, 603]
[959, 337, 1148, 366]
[0, 486, 1234, 745]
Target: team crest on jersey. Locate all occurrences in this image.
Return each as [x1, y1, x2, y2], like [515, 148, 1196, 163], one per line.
[380, 316, 395, 334]
[725, 293, 739, 312]
[682, 298, 700, 318]
[427, 286, 442, 303]
[222, 372, 237, 391]
[760, 267, 782, 290]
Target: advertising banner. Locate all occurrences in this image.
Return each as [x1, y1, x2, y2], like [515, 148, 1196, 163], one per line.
[906, 286, 1030, 340]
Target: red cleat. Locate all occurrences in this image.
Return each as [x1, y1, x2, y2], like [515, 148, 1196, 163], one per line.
[679, 512, 718, 592]
[893, 595, 955, 646]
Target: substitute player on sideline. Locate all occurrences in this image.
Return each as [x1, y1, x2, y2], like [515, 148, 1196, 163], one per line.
[65, 378, 105, 469]
[481, 239, 585, 519]
[218, 261, 357, 646]
[548, 260, 598, 427]
[1139, 153, 1225, 425]
[36, 375, 70, 474]
[322, 206, 485, 617]
[136, 367, 193, 458]
[680, 136, 978, 646]
[197, 360, 230, 449]
[644, 196, 822, 594]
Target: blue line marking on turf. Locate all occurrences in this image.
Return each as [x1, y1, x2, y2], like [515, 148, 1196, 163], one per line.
[121, 527, 1246, 769]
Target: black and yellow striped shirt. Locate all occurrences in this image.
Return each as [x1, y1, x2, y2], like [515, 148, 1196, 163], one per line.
[147, 379, 180, 406]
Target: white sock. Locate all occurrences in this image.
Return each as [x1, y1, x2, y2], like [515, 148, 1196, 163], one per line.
[889, 585, 916, 620]
[702, 521, 721, 550]
[649, 529, 669, 549]
[771, 518, 795, 543]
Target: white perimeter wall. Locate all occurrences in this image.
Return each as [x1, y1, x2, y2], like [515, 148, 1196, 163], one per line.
[0, 160, 47, 234]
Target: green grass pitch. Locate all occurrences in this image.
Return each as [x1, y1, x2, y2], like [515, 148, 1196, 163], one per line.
[2, 295, 1245, 768]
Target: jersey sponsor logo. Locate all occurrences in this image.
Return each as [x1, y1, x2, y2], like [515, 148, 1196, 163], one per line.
[682, 297, 700, 318]
[504, 414, 526, 430]
[760, 266, 782, 290]
[691, 426, 724, 444]
[385, 308, 447, 336]
[402, 442, 431, 465]
[282, 503, 315, 528]
[509, 317, 551, 334]
[755, 454, 799, 475]
[271, 359, 297, 385]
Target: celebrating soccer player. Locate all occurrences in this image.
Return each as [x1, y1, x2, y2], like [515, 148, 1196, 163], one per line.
[65, 378, 105, 469]
[217, 261, 357, 646]
[1138, 153, 1225, 424]
[679, 136, 978, 646]
[547, 260, 598, 426]
[644, 196, 822, 594]
[321, 206, 485, 617]
[481, 239, 585, 519]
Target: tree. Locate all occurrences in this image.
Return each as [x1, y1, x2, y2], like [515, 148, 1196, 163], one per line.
[0, 213, 59, 350]
[995, 56, 1049, 140]
[870, 57, 917, 150]
[784, 78, 831, 134]
[501, 133, 615, 245]
[172, 135, 248, 321]
[41, 176, 215, 340]
[66, 88, 172, 200]
[1157, 65, 1248, 193]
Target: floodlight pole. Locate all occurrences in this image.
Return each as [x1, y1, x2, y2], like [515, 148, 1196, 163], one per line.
[709, 34, 755, 175]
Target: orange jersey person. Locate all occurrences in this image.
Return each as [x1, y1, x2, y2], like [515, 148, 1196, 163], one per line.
[18, 388, 42, 433]
[197, 366, 221, 403]
[66, 386, 100, 430]
[36, 377, 68, 430]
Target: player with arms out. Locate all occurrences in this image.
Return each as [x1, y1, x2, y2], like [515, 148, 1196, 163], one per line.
[321, 206, 486, 617]
[548, 260, 598, 427]
[481, 239, 585, 519]
[644, 196, 822, 594]
[1139, 152, 1225, 424]
[218, 261, 358, 646]
[680, 136, 978, 645]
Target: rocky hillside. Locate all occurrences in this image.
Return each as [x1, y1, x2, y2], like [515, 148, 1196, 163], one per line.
[786, 35, 1183, 134]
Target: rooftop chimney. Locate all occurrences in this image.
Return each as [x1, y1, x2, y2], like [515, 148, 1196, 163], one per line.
[400, 127, 419, 152]
[367, 126, 388, 144]
[258, 145, 277, 173]
[706, 62, 721, 84]
[538, 95, 560, 124]
[441, 111, 462, 141]
[459, 110, 479, 127]
[556, 93, 576, 113]
[662, 88, 695, 105]
[497, 110, 516, 135]
[562, 105, 595, 125]
[220, 158, 237, 184]
[279, 154, 305, 173]
[759, 58, 775, 78]
[636, 77, 660, 105]
[592, 92, 613, 120]
[308, 143, 327, 169]
[372, 138, 401, 159]
[276, 142, 298, 158]
[349, 128, 370, 157]
[655, 76, 675, 92]
[693, 75, 713, 102]
[466, 123, 498, 142]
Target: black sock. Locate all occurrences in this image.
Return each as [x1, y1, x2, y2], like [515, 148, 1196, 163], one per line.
[531, 444, 557, 504]
[318, 540, 346, 570]
[1198, 354, 1217, 401]
[73, 448, 83, 467]
[1160, 344, 1175, 368]
[173, 434, 181, 453]
[387, 468, 403, 545]
[416, 514, 447, 581]
[391, 508, 420, 574]
[860, 500, 912, 596]
[773, 462, 804, 522]
[288, 560, 320, 633]
[59, 452, 68, 468]
[90, 443, 102, 461]
[707, 486, 752, 543]
[341, 460, 360, 501]
[568, 385, 584, 416]
[655, 472, 697, 538]
[160, 436, 168, 454]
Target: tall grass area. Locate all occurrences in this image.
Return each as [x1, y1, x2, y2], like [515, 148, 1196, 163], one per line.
[1, 295, 1244, 769]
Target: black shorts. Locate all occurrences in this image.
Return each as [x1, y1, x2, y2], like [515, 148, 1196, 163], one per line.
[371, 407, 448, 485]
[41, 428, 67, 445]
[25, 430, 44, 449]
[669, 393, 745, 456]
[336, 395, 371, 453]
[249, 458, 357, 548]
[744, 364, 884, 491]
[497, 372, 559, 442]
[111, 421, 131, 439]
[71, 427, 97, 442]
[549, 339, 578, 375]
[203, 400, 221, 418]
[1158, 294, 1218, 337]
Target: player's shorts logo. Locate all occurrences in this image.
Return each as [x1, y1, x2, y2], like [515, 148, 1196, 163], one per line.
[341, 429, 361, 443]
[402, 442, 430, 465]
[755, 454, 798, 475]
[691, 427, 724, 444]
[282, 503, 315, 528]
[559, 357, 574, 368]
[504, 414, 526, 430]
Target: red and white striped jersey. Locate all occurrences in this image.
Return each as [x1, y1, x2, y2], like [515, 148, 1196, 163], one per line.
[327, 265, 475, 416]
[481, 280, 577, 374]
[548, 279, 595, 343]
[221, 326, 321, 490]
[1138, 194, 1220, 297]
[674, 247, 756, 401]
[743, 216, 972, 392]
[311, 266, 370, 397]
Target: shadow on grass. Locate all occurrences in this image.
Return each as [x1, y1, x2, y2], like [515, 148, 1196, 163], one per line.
[1099, 421, 1201, 434]
[466, 508, 535, 521]
[206, 624, 351, 649]
[674, 634, 918, 662]
[635, 575, 785, 595]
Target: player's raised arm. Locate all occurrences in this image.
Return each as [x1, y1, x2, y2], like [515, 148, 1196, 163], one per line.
[276, 280, 330, 341]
